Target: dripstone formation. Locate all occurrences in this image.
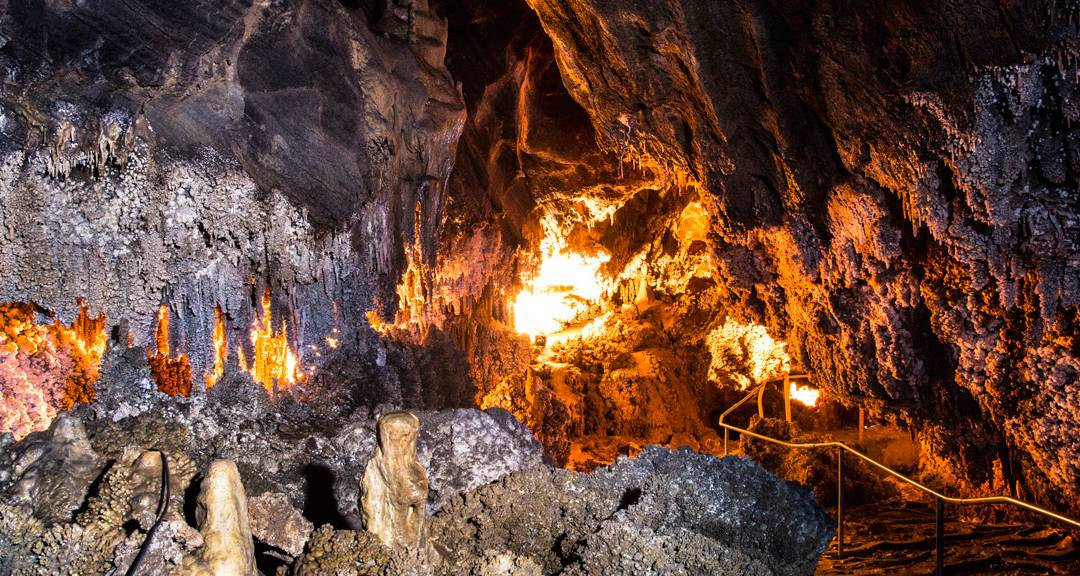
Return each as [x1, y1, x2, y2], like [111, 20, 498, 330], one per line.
[360, 411, 429, 551]
[0, 0, 1077, 571]
[180, 460, 258, 576]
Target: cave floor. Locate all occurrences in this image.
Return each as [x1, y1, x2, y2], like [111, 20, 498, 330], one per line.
[816, 501, 1080, 574]
[726, 426, 1079, 574]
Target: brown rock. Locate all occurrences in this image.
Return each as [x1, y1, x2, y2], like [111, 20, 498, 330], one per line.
[247, 492, 313, 558]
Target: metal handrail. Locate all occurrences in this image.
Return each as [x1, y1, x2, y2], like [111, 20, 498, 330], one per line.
[718, 381, 1080, 572]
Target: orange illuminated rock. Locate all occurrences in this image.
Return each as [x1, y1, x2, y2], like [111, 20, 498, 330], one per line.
[205, 306, 227, 389]
[244, 290, 304, 394]
[0, 301, 106, 439]
[149, 305, 192, 397]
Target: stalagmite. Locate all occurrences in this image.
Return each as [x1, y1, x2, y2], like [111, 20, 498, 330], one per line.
[359, 411, 429, 551]
[178, 460, 257, 576]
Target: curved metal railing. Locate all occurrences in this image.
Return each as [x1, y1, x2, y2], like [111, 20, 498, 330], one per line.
[718, 378, 1080, 574]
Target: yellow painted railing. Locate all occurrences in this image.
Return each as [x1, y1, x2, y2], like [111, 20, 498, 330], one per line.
[718, 378, 1080, 574]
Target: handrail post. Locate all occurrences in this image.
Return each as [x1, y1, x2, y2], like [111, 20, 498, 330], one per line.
[723, 427, 729, 456]
[858, 407, 865, 443]
[757, 384, 766, 419]
[935, 497, 945, 575]
[837, 447, 845, 558]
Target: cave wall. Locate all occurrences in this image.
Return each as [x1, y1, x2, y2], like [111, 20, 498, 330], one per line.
[514, 0, 1080, 509]
[0, 0, 466, 397]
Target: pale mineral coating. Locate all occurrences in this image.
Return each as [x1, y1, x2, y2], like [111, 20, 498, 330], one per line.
[0, 0, 466, 399]
[179, 459, 257, 576]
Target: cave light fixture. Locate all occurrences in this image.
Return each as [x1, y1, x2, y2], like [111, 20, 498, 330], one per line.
[789, 381, 820, 407]
[512, 217, 611, 339]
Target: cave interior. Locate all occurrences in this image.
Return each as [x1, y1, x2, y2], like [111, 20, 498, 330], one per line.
[0, 0, 1078, 574]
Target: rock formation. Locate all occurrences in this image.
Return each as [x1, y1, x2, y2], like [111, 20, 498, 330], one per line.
[179, 460, 257, 576]
[360, 411, 429, 551]
[429, 446, 832, 576]
[0, 0, 1076, 536]
[247, 492, 314, 558]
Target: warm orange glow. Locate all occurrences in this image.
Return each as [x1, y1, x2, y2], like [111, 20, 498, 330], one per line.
[246, 290, 304, 393]
[0, 301, 107, 439]
[676, 201, 709, 245]
[149, 305, 192, 396]
[325, 336, 339, 349]
[513, 227, 609, 337]
[155, 305, 171, 357]
[790, 382, 820, 407]
[706, 318, 791, 389]
[60, 303, 107, 408]
[205, 306, 227, 388]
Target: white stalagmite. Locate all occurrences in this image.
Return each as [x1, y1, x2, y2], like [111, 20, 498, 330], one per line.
[360, 411, 429, 551]
[177, 460, 256, 576]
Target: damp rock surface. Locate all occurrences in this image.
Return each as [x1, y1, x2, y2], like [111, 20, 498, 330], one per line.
[0, 415, 105, 523]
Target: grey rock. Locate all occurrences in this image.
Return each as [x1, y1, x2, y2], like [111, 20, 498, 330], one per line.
[417, 408, 547, 510]
[0, 415, 105, 523]
[430, 446, 833, 576]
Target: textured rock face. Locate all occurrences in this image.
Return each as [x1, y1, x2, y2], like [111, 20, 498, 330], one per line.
[247, 492, 314, 557]
[0, 393, 550, 574]
[0, 415, 104, 523]
[0, 0, 1077, 522]
[417, 407, 547, 506]
[410, 0, 1080, 514]
[429, 446, 832, 575]
[0, 396, 830, 574]
[0, 0, 466, 411]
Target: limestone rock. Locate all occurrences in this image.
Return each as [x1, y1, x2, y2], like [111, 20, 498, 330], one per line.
[417, 408, 546, 509]
[360, 412, 428, 551]
[247, 492, 313, 557]
[0, 415, 105, 523]
[178, 460, 256, 576]
[430, 446, 833, 576]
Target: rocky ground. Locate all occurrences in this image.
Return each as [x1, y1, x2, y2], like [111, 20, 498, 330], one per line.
[0, 375, 833, 576]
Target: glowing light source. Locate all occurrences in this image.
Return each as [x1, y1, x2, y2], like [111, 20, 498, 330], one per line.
[205, 306, 227, 388]
[246, 290, 304, 393]
[790, 382, 820, 407]
[512, 227, 609, 337]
